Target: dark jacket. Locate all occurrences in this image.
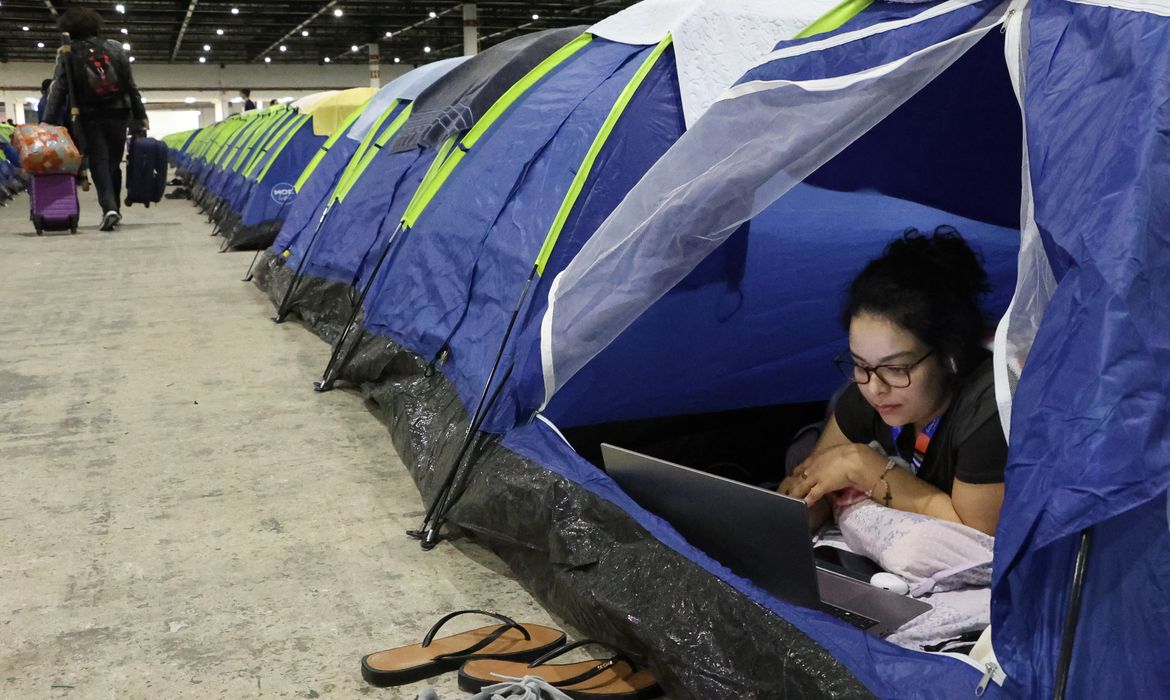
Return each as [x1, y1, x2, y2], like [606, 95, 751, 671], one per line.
[44, 37, 146, 124]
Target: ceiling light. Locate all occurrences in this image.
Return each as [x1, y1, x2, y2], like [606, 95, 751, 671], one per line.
[279, 45, 287, 52]
[301, 30, 309, 37]
[323, 57, 331, 63]
[231, 7, 239, 14]
[129, 56, 136, 62]
[122, 42, 131, 50]
[21, 26, 29, 31]
[393, 57, 400, 63]
[423, 45, 431, 53]
[264, 57, 271, 63]
[350, 45, 359, 52]
[203, 44, 211, 51]
[120, 28, 129, 35]
[333, 8, 343, 17]
[184, 97, 196, 104]
[428, 11, 437, 18]
[198, 56, 206, 63]
[532, 13, 539, 20]
[384, 31, 392, 38]
[115, 3, 125, 13]
[37, 42, 45, 48]
[216, 28, 224, 35]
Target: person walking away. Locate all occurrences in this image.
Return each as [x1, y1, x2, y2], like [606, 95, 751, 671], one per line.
[240, 89, 257, 112]
[36, 79, 52, 122]
[44, 8, 148, 232]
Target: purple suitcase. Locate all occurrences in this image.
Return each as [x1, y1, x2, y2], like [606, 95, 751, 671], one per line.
[29, 173, 79, 235]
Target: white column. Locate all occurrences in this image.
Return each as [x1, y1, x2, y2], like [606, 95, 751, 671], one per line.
[18, 95, 34, 124]
[368, 42, 381, 87]
[3, 92, 30, 124]
[213, 98, 224, 122]
[463, 3, 479, 56]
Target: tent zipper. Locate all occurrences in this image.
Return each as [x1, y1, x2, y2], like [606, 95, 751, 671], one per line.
[976, 662, 999, 696]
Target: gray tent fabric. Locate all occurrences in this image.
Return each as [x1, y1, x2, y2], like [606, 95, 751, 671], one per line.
[390, 26, 587, 153]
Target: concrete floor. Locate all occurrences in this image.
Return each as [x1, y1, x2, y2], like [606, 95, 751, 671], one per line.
[0, 185, 568, 699]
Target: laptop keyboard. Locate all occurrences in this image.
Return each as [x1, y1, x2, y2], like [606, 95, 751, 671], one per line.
[818, 603, 879, 630]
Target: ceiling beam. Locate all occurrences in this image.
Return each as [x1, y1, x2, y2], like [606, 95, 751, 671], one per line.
[170, 0, 199, 62]
[253, 0, 340, 63]
[42, 1, 59, 17]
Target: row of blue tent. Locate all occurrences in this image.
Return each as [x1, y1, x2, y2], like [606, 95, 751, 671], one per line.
[169, 89, 377, 250]
[169, 0, 1170, 697]
[0, 125, 28, 205]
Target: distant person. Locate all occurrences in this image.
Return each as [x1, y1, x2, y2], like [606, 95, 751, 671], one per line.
[44, 7, 147, 232]
[240, 89, 257, 111]
[36, 78, 52, 122]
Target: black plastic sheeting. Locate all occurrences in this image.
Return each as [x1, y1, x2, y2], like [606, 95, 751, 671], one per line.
[254, 251, 355, 344]
[254, 256, 873, 699]
[221, 218, 282, 251]
[182, 179, 282, 251]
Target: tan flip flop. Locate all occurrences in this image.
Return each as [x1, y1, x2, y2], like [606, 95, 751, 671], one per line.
[360, 609, 566, 687]
[458, 639, 663, 699]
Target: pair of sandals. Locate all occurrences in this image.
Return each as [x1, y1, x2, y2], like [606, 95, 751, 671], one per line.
[361, 610, 662, 700]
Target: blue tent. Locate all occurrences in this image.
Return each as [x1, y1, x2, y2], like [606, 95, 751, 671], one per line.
[514, 1, 1169, 697]
[261, 27, 592, 328]
[312, 7, 831, 399]
[264, 56, 473, 317]
[199, 108, 300, 219]
[203, 88, 374, 249]
[0, 130, 24, 203]
[239, 0, 1168, 696]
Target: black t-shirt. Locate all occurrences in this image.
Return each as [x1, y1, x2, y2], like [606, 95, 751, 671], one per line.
[833, 356, 1006, 493]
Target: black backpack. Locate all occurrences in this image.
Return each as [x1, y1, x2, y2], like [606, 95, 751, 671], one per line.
[72, 40, 124, 105]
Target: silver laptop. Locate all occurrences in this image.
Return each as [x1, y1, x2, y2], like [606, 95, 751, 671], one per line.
[601, 443, 931, 637]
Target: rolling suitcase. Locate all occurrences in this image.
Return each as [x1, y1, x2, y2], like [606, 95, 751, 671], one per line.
[29, 173, 79, 235]
[124, 136, 168, 208]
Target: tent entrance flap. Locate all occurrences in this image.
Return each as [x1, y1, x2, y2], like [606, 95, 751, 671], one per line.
[538, 0, 1014, 410]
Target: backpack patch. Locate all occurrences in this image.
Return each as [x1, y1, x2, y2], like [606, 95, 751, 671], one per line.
[75, 44, 123, 102]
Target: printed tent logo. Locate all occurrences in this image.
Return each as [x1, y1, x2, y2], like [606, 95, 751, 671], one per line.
[270, 182, 296, 204]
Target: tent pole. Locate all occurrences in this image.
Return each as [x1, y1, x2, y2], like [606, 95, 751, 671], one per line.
[273, 202, 334, 323]
[241, 248, 264, 282]
[314, 222, 408, 392]
[242, 197, 295, 282]
[410, 268, 537, 549]
[1053, 529, 1092, 700]
[412, 364, 514, 550]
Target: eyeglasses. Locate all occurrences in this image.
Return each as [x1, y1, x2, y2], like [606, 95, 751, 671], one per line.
[833, 350, 935, 389]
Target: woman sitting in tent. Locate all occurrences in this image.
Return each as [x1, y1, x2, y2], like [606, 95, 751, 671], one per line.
[779, 228, 1007, 648]
[780, 228, 1006, 534]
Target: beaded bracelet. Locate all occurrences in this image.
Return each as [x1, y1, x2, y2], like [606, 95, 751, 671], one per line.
[864, 457, 898, 505]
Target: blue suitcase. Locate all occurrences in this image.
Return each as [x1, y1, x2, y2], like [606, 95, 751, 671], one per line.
[124, 136, 168, 207]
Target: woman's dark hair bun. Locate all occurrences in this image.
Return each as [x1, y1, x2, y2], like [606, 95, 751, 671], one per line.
[842, 226, 991, 376]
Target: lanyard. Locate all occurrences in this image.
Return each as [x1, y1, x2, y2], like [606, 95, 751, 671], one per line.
[892, 415, 942, 475]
